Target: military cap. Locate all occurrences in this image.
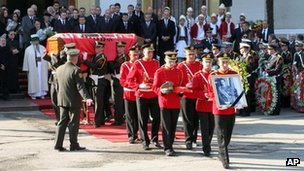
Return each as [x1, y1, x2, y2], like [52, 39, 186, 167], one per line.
[164, 50, 177, 61]
[0, 33, 6, 39]
[222, 41, 233, 47]
[259, 42, 268, 49]
[268, 44, 278, 50]
[295, 40, 303, 46]
[240, 42, 250, 49]
[129, 45, 140, 53]
[184, 46, 196, 54]
[240, 13, 246, 19]
[116, 41, 126, 47]
[212, 43, 221, 49]
[280, 37, 289, 46]
[218, 53, 230, 61]
[64, 43, 76, 49]
[66, 48, 80, 57]
[201, 53, 213, 62]
[205, 27, 213, 33]
[30, 34, 39, 41]
[141, 44, 154, 51]
[164, 6, 171, 11]
[95, 41, 105, 47]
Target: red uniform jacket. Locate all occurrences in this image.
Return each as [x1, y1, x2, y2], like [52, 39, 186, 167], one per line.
[177, 61, 202, 99]
[208, 69, 237, 115]
[126, 59, 159, 99]
[153, 66, 186, 109]
[218, 21, 235, 39]
[120, 61, 136, 101]
[190, 23, 210, 39]
[192, 70, 212, 113]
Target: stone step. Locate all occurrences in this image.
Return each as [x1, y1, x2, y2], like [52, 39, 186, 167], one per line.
[9, 93, 25, 99]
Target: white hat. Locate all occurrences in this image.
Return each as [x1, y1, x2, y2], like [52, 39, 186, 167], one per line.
[187, 7, 193, 12]
[198, 14, 204, 19]
[240, 13, 246, 18]
[211, 13, 217, 18]
[241, 38, 251, 44]
[179, 15, 186, 21]
[219, 3, 226, 9]
[226, 12, 231, 16]
[201, 5, 207, 9]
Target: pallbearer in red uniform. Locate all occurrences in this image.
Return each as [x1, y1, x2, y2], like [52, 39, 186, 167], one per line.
[177, 46, 202, 149]
[208, 55, 238, 169]
[120, 45, 140, 144]
[153, 50, 186, 156]
[127, 44, 161, 150]
[192, 54, 214, 156]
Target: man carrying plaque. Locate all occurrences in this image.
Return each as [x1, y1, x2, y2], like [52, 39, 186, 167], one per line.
[153, 50, 186, 156]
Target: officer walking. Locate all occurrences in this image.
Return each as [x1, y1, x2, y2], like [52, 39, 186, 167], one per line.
[54, 49, 93, 151]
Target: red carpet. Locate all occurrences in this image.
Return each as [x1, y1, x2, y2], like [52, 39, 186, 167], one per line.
[33, 98, 187, 143]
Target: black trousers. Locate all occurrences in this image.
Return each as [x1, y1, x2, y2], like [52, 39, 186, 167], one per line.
[104, 79, 112, 118]
[125, 99, 138, 139]
[136, 97, 160, 145]
[54, 107, 81, 148]
[272, 77, 282, 115]
[198, 112, 215, 153]
[93, 79, 109, 126]
[160, 108, 179, 151]
[181, 98, 199, 144]
[50, 83, 60, 121]
[214, 114, 235, 164]
[0, 71, 9, 99]
[113, 78, 124, 123]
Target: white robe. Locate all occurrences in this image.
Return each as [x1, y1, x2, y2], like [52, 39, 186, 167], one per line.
[22, 44, 48, 97]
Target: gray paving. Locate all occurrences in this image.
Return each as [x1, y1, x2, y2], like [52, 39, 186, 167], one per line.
[0, 109, 303, 171]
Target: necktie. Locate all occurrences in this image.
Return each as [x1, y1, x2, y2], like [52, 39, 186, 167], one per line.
[93, 15, 96, 23]
[124, 22, 127, 30]
[62, 20, 65, 25]
[106, 19, 109, 23]
[264, 29, 267, 41]
[146, 22, 150, 27]
[30, 17, 34, 25]
[165, 20, 168, 27]
[81, 25, 84, 32]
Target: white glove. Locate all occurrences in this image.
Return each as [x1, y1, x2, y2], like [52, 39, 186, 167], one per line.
[51, 53, 57, 64]
[86, 99, 94, 106]
[82, 52, 88, 61]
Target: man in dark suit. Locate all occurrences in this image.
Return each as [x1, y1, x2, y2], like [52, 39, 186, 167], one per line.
[86, 5, 98, 32]
[54, 10, 72, 33]
[231, 21, 252, 52]
[74, 16, 93, 33]
[258, 20, 274, 43]
[132, 3, 145, 36]
[21, 8, 35, 48]
[157, 8, 176, 65]
[54, 49, 93, 152]
[97, 9, 114, 33]
[115, 13, 135, 33]
[140, 13, 157, 46]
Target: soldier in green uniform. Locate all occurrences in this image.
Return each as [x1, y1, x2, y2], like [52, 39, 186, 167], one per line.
[43, 43, 76, 124]
[54, 48, 93, 152]
[84, 41, 111, 128]
[280, 38, 292, 107]
[109, 41, 129, 125]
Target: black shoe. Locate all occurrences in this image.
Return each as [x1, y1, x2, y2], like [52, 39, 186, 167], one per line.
[143, 144, 151, 150]
[94, 124, 101, 128]
[203, 151, 210, 157]
[152, 141, 162, 148]
[129, 137, 135, 144]
[111, 121, 123, 126]
[240, 112, 250, 117]
[54, 147, 67, 152]
[186, 143, 193, 150]
[70, 146, 86, 151]
[165, 149, 174, 156]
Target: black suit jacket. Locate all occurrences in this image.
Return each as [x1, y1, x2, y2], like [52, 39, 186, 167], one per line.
[86, 15, 98, 32]
[140, 22, 157, 43]
[258, 27, 274, 43]
[231, 28, 252, 52]
[115, 21, 135, 33]
[201, 37, 218, 51]
[97, 17, 114, 33]
[74, 24, 93, 33]
[54, 19, 72, 33]
[157, 19, 176, 56]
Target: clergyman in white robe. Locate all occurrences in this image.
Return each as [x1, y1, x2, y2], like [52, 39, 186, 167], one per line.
[22, 40, 48, 99]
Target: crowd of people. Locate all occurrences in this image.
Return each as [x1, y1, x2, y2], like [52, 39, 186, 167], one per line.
[0, 1, 304, 169]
